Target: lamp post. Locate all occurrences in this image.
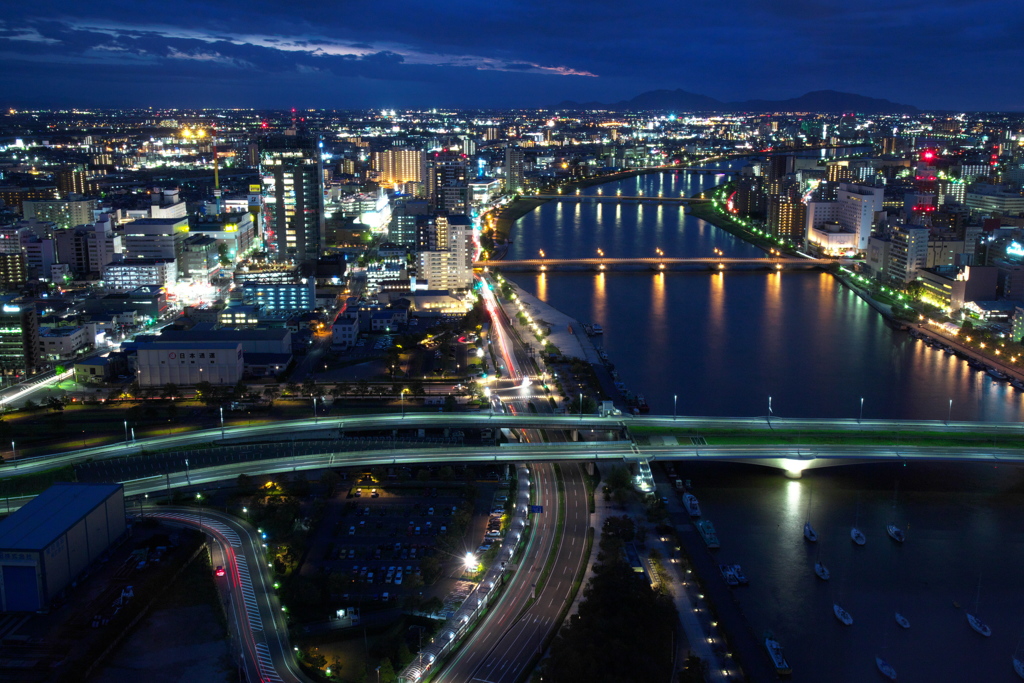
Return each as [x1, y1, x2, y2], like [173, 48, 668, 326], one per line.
[242, 506, 248, 522]
[219, 406, 225, 439]
[768, 396, 773, 418]
[673, 394, 677, 420]
[196, 493, 203, 531]
[859, 397, 864, 423]
[947, 398, 953, 425]
[401, 388, 408, 417]
[579, 392, 583, 421]
[124, 420, 129, 443]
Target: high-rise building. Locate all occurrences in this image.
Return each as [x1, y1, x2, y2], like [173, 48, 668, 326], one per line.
[53, 215, 123, 278]
[372, 148, 425, 187]
[416, 215, 473, 290]
[56, 166, 91, 198]
[22, 198, 98, 230]
[836, 182, 885, 250]
[122, 217, 189, 272]
[505, 146, 525, 195]
[767, 196, 806, 241]
[0, 253, 26, 289]
[888, 224, 930, 284]
[260, 134, 326, 268]
[0, 298, 39, 380]
[426, 152, 469, 214]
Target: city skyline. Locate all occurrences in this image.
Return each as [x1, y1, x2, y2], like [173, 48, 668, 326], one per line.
[3, 0, 1024, 111]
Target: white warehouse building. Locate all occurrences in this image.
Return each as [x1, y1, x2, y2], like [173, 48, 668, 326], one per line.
[135, 340, 243, 386]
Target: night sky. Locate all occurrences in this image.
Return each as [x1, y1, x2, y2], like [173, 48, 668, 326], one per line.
[1, 0, 1023, 110]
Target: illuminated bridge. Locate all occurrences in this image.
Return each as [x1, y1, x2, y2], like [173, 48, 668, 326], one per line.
[531, 194, 711, 204]
[475, 257, 852, 272]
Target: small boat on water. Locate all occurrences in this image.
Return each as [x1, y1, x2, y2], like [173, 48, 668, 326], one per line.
[814, 561, 830, 581]
[895, 612, 910, 629]
[988, 368, 1009, 381]
[887, 524, 905, 543]
[1011, 380, 1024, 391]
[876, 657, 897, 680]
[697, 520, 720, 549]
[804, 522, 818, 542]
[683, 493, 701, 517]
[764, 633, 792, 676]
[731, 564, 749, 584]
[591, 324, 603, 335]
[719, 564, 739, 586]
[968, 613, 992, 637]
[833, 603, 853, 626]
[851, 527, 866, 546]
[1013, 656, 1024, 680]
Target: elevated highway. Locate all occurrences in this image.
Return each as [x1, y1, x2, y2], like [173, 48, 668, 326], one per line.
[6, 413, 1024, 478]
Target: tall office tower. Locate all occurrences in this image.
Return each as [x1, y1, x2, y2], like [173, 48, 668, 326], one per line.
[0, 298, 39, 380]
[372, 148, 425, 187]
[826, 161, 852, 183]
[505, 146, 525, 195]
[427, 152, 469, 214]
[260, 134, 326, 268]
[836, 182, 884, 250]
[766, 155, 795, 182]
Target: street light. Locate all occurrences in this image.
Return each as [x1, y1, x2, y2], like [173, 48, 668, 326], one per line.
[312, 396, 318, 423]
[196, 493, 203, 531]
[124, 420, 129, 443]
[579, 392, 583, 421]
[947, 398, 953, 424]
[401, 388, 409, 417]
[219, 406, 225, 439]
[859, 397, 864, 423]
[768, 396, 773, 419]
[674, 394, 677, 420]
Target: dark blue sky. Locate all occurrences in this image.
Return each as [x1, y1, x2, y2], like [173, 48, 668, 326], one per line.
[1, 0, 1023, 111]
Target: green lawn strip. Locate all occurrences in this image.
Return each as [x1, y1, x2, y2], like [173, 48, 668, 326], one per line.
[0, 464, 77, 496]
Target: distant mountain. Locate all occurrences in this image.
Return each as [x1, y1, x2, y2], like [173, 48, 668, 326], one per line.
[557, 88, 918, 114]
[730, 90, 918, 114]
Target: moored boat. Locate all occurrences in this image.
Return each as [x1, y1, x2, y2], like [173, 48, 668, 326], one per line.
[719, 564, 739, 586]
[968, 613, 992, 637]
[683, 493, 701, 517]
[895, 612, 910, 629]
[804, 522, 818, 542]
[876, 657, 897, 680]
[887, 524, 905, 543]
[814, 561, 830, 581]
[851, 527, 866, 545]
[731, 564, 749, 585]
[988, 368, 1009, 381]
[1013, 655, 1024, 679]
[833, 603, 853, 626]
[764, 633, 792, 676]
[591, 323, 603, 335]
[697, 520, 720, 549]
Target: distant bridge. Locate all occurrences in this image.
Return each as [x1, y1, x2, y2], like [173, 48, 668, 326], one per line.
[532, 194, 710, 204]
[475, 257, 851, 272]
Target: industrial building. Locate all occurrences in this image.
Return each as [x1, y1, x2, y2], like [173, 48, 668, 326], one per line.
[0, 484, 126, 612]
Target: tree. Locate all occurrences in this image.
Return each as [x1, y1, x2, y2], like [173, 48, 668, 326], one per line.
[378, 658, 396, 683]
[236, 474, 256, 495]
[232, 380, 249, 400]
[162, 383, 180, 400]
[421, 596, 444, 615]
[284, 382, 300, 396]
[263, 385, 281, 402]
[46, 396, 65, 412]
[319, 470, 341, 496]
[194, 381, 214, 403]
[301, 377, 317, 397]
[443, 395, 457, 412]
[54, 364, 66, 375]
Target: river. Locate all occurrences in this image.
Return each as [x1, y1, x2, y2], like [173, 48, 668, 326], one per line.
[504, 160, 1024, 681]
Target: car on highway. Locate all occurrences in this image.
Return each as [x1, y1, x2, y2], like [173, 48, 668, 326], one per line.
[215, 565, 226, 577]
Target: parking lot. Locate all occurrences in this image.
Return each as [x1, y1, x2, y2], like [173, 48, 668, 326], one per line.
[302, 468, 510, 611]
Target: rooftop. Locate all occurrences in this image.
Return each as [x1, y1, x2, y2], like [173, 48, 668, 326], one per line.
[0, 484, 122, 551]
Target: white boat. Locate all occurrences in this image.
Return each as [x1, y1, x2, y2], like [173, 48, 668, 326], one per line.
[887, 524, 905, 543]
[804, 522, 818, 543]
[876, 657, 897, 680]
[833, 603, 853, 626]
[968, 613, 992, 637]
[764, 634, 792, 676]
[968, 577, 991, 636]
[850, 527, 866, 545]
[683, 493, 701, 518]
[814, 561, 830, 581]
[895, 612, 910, 629]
